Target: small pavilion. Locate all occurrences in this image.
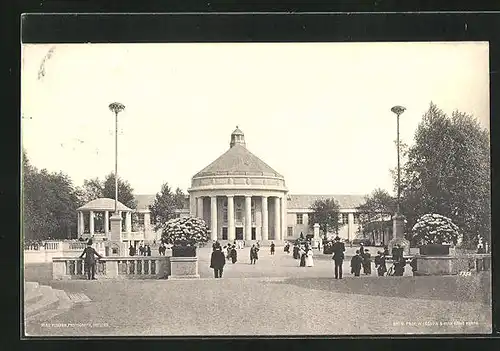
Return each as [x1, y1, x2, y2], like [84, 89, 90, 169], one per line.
[77, 198, 133, 238]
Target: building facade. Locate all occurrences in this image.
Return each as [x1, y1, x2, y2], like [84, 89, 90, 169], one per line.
[130, 128, 372, 245]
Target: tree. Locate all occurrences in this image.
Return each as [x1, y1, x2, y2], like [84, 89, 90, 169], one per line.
[79, 173, 137, 209]
[398, 102, 490, 249]
[356, 188, 395, 245]
[309, 198, 341, 239]
[22, 150, 81, 241]
[149, 183, 186, 232]
[102, 173, 137, 209]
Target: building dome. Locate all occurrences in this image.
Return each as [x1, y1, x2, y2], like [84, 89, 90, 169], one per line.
[189, 127, 286, 192]
[77, 198, 132, 212]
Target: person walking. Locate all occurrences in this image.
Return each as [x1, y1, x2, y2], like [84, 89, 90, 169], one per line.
[129, 244, 136, 256]
[139, 244, 144, 256]
[79, 239, 103, 280]
[350, 250, 363, 277]
[210, 246, 226, 278]
[331, 236, 345, 279]
[270, 242, 275, 255]
[250, 244, 259, 264]
[299, 246, 306, 267]
[410, 257, 418, 276]
[305, 248, 314, 267]
[363, 249, 372, 275]
[374, 251, 387, 276]
[146, 245, 152, 257]
[230, 245, 238, 264]
[293, 244, 300, 259]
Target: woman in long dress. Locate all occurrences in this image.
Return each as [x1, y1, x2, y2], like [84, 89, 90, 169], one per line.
[305, 248, 314, 267]
[299, 246, 306, 267]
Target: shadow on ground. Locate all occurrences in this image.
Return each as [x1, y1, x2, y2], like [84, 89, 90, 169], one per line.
[272, 273, 491, 305]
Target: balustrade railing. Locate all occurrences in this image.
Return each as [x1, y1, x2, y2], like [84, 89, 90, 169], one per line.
[52, 256, 170, 280]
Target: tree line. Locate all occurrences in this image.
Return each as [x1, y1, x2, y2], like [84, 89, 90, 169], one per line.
[308, 102, 490, 249]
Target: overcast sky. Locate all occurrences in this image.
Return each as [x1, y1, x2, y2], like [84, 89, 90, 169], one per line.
[21, 42, 489, 196]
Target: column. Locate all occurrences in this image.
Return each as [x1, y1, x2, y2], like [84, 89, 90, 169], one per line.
[189, 193, 196, 216]
[245, 195, 252, 241]
[210, 196, 217, 241]
[104, 211, 109, 235]
[89, 211, 95, 235]
[78, 211, 84, 236]
[197, 197, 204, 219]
[348, 212, 354, 242]
[227, 195, 235, 241]
[281, 195, 287, 241]
[261, 196, 268, 241]
[126, 212, 132, 233]
[274, 197, 280, 241]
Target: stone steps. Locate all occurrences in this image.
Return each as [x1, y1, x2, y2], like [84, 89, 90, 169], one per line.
[24, 282, 82, 322]
[27, 289, 75, 322]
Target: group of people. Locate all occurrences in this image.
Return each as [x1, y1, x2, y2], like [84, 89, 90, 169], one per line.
[129, 243, 152, 256]
[209, 241, 263, 278]
[289, 242, 314, 267]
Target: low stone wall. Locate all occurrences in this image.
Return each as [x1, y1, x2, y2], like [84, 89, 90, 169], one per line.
[52, 256, 171, 280]
[415, 254, 491, 276]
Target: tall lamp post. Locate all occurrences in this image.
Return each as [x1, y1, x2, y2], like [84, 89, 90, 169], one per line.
[108, 102, 126, 214]
[107, 102, 125, 251]
[390, 105, 409, 253]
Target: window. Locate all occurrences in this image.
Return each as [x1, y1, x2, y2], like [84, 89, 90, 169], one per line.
[297, 214, 303, 224]
[251, 228, 256, 240]
[287, 226, 293, 237]
[223, 200, 228, 223]
[342, 213, 349, 225]
[222, 227, 228, 240]
[353, 213, 360, 224]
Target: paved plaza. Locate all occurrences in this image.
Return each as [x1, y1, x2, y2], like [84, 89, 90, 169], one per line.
[24, 247, 492, 336]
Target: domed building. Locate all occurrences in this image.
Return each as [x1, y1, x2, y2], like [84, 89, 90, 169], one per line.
[187, 127, 288, 244]
[130, 128, 382, 246]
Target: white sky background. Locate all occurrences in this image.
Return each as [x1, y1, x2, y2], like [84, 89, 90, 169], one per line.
[21, 42, 490, 196]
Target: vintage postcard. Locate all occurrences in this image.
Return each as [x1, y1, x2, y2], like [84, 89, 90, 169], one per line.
[21, 41, 491, 336]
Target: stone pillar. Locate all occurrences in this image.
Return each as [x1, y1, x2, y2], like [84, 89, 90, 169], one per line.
[109, 214, 122, 242]
[274, 197, 280, 241]
[104, 211, 109, 235]
[281, 195, 287, 242]
[144, 212, 151, 231]
[245, 195, 252, 241]
[125, 212, 132, 233]
[392, 213, 405, 239]
[347, 212, 354, 242]
[189, 193, 196, 216]
[78, 211, 84, 236]
[197, 197, 204, 220]
[227, 195, 235, 241]
[313, 223, 320, 239]
[89, 211, 95, 235]
[261, 196, 268, 241]
[210, 196, 217, 241]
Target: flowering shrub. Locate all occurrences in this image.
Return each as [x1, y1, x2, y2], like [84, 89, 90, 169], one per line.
[161, 217, 209, 246]
[412, 213, 460, 245]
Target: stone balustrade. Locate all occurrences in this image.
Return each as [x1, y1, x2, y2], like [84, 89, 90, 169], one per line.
[52, 256, 171, 280]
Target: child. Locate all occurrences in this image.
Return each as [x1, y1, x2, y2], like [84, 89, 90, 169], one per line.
[350, 250, 363, 277]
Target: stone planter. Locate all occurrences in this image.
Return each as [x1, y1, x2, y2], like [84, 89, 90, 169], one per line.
[168, 256, 200, 279]
[171, 245, 197, 257]
[419, 244, 450, 256]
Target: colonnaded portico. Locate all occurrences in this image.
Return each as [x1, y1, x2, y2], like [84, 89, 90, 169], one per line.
[188, 127, 288, 245]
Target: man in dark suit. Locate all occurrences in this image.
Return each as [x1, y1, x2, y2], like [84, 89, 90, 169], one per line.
[331, 236, 346, 279]
[79, 240, 103, 280]
[210, 246, 226, 278]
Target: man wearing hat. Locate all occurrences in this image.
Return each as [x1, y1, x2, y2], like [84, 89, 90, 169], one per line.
[79, 239, 103, 280]
[331, 236, 346, 279]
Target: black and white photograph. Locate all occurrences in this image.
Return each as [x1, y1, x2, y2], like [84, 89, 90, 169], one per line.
[21, 41, 491, 336]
